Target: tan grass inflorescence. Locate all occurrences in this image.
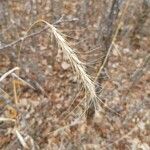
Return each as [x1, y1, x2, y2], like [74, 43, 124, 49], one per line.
[21, 20, 96, 99]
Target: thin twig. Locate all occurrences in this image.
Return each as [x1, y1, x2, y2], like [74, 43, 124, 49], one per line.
[0, 17, 78, 51]
[0, 26, 49, 51]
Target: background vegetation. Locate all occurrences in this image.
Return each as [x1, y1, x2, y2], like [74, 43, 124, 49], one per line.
[0, 0, 149, 149]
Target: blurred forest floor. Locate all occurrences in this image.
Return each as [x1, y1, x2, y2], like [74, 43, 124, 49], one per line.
[0, 0, 149, 150]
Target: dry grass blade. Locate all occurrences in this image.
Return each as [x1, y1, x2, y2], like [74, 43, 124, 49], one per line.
[49, 119, 84, 135]
[25, 136, 36, 150]
[15, 129, 29, 149]
[0, 87, 10, 98]
[0, 67, 20, 82]
[11, 73, 35, 90]
[20, 20, 96, 99]
[0, 117, 16, 122]
[112, 42, 122, 57]
[12, 78, 18, 104]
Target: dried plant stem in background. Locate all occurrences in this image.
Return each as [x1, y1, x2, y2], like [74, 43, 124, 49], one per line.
[96, 0, 129, 81]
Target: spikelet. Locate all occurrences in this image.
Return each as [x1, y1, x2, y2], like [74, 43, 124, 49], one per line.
[26, 20, 96, 99]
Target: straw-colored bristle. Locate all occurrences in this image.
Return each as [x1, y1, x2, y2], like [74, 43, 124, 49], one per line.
[49, 25, 96, 98]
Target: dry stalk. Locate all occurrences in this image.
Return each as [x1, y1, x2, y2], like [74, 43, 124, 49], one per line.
[95, 0, 130, 81]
